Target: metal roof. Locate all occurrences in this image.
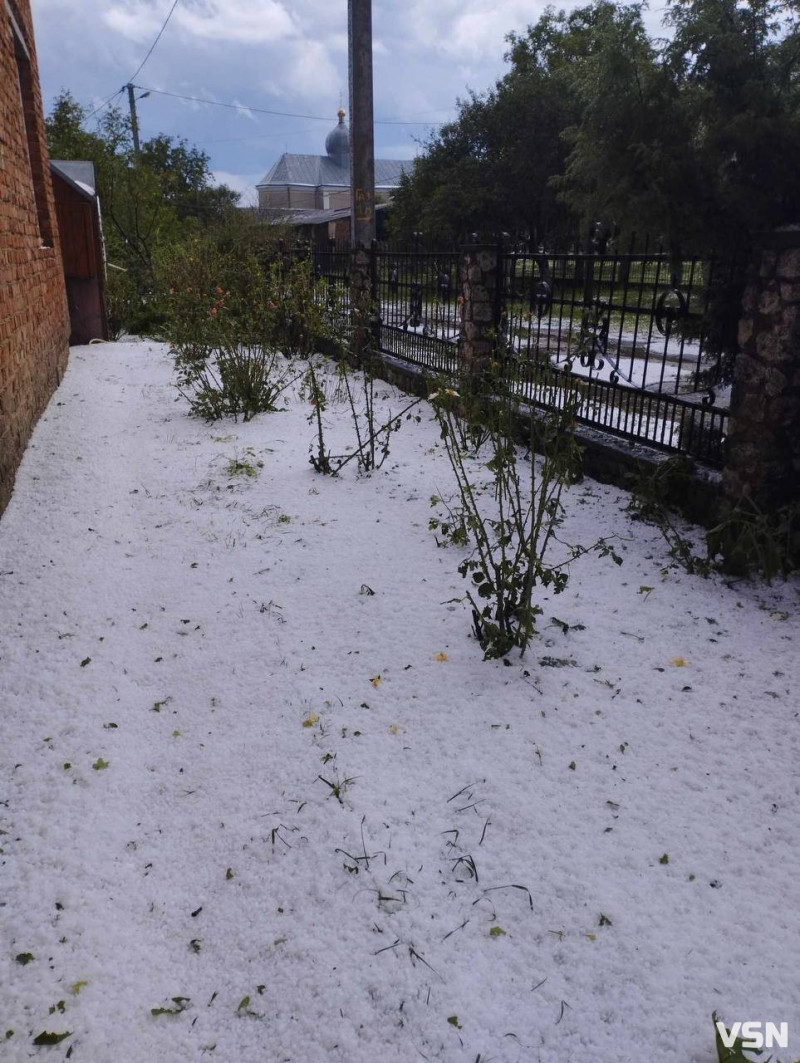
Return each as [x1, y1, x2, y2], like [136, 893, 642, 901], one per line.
[50, 160, 97, 198]
[257, 153, 407, 191]
[275, 202, 391, 227]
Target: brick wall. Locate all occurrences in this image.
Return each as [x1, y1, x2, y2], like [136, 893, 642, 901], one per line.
[0, 0, 70, 515]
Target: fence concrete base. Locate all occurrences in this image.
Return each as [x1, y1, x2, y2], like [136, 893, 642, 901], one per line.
[363, 348, 724, 528]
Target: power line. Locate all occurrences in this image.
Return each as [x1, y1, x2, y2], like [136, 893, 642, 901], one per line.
[129, 0, 180, 84]
[133, 85, 444, 126]
[191, 127, 321, 146]
[86, 87, 124, 122]
[136, 87, 330, 121]
[135, 122, 321, 145]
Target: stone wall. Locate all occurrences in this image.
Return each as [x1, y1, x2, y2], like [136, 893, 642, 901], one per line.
[724, 228, 800, 510]
[0, 0, 70, 515]
[459, 245, 499, 367]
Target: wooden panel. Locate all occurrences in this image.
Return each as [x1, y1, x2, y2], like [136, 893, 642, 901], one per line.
[53, 178, 97, 277]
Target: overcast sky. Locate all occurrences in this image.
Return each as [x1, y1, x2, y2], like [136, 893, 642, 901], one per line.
[30, 0, 666, 204]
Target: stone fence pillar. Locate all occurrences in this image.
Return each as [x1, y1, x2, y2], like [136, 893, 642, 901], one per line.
[459, 244, 500, 371]
[724, 228, 800, 510]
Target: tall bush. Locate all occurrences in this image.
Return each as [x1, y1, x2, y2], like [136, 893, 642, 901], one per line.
[431, 362, 621, 658]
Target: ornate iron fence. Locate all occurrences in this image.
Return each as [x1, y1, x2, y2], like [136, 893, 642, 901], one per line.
[300, 238, 744, 467]
[373, 247, 461, 373]
[496, 245, 744, 463]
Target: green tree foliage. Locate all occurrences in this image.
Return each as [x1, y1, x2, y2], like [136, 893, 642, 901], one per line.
[552, 3, 703, 248]
[662, 0, 800, 247]
[392, 1, 800, 249]
[45, 91, 241, 334]
[139, 134, 240, 223]
[391, 10, 583, 245]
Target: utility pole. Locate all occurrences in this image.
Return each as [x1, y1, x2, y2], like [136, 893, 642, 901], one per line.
[348, 0, 375, 247]
[126, 83, 141, 157]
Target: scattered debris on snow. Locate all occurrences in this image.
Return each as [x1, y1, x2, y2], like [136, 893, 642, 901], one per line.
[1, 341, 798, 1062]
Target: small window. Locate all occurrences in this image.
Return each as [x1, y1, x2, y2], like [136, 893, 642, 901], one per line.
[9, 7, 53, 247]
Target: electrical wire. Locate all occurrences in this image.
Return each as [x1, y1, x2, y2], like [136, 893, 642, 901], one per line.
[86, 87, 124, 121]
[82, 0, 178, 126]
[128, 0, 180, 84]
[191, 127, 321, 146]
[134, 85, 445, 126]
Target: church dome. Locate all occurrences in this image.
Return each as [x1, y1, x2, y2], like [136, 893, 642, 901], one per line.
[325, 109, 350, 166]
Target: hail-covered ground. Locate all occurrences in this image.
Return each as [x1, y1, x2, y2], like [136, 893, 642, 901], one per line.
[1, 340, 798, 1063]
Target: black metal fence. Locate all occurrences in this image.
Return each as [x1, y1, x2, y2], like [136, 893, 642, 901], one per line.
[374, 248, 461, 374]
[497, 246, 744, 464]
[296, 239, 745, 468]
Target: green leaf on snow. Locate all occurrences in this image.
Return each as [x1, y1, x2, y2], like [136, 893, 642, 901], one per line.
[32, 1031, 72, 1045]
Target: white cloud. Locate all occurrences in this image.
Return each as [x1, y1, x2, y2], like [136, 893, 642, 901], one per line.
[230, 99, 257, 123]
[104, 0, 296, 45]
[36, 0, 660, 205]
[103, 7, 159, 41]
[272, 39, 342, 104]
[211, 169, 260, 205]
[393, 0, 543, 61]
[175, 0, 296, 44]
[378, 142, 422, 161]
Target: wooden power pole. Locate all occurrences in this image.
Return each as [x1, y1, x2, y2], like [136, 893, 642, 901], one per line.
[348, 0, 375, 247]
[126, 83, 141, 157]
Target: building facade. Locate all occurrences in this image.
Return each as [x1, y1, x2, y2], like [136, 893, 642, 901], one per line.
[256, 109, 407, 213]
[51, 160, 108, 345]
[1, 0, 70, 514]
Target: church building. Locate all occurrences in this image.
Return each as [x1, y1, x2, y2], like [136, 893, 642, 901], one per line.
[256, 110, 408, 213]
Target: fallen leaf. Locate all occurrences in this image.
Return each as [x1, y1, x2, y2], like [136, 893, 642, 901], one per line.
[301, 712, 319, 728]
[669, 657, 687, 667]
[388, 724, 399, 735]
[33, 1032, 72, 1046]
[370, 675, 382, 688]
[435, 652, 448, 662]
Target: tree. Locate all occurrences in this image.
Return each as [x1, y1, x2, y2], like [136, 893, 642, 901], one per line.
[45, 91, 241, 331]
[546, 4, 699, 249]
[390, 11, 584, 245]
[390, 1, 800, 251]
[662, 0, 800, 246]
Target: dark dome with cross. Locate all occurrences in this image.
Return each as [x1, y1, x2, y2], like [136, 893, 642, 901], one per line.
[256, 109, 408, 213]
[325, 108, 350, 168]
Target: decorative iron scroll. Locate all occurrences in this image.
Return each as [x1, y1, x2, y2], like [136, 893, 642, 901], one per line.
[529, 255, 553, 319]
[403, 281, 423, 329]
[655, 288, 688, 336]
[438, 270, 451, 303]
[577, 300, 610, 371]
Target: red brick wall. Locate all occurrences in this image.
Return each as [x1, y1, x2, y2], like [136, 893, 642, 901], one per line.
[0, 0, 70, 515]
